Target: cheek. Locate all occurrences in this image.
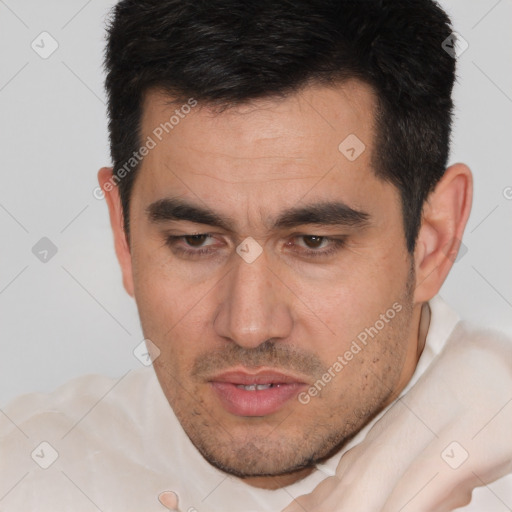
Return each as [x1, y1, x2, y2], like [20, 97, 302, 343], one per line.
[132, 241, 195, 315]
[131, 249, 190, 354]
[131, 246, 218, 369]
[303, 305, 411, 420]
[295, 272, 412, 401]
[298, 253, 409, 345]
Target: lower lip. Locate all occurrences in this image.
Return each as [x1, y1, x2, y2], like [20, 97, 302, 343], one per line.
[210, 382, 304, 417]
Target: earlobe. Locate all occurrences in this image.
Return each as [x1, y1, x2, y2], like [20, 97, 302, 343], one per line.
[97, 167, 135, 297]
[413, 163, 473, 303]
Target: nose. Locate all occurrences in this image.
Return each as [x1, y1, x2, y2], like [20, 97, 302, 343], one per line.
[213, 250, 294, 349]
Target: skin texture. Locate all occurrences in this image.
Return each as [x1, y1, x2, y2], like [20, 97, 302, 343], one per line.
[99, 80, 472, 490]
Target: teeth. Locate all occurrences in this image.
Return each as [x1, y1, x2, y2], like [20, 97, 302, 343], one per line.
[237, 384, 274, 391]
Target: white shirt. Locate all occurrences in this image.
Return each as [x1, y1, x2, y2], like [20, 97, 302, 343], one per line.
[1, 295, 511, 511]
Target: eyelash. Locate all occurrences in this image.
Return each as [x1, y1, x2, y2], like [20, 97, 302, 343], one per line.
[165, 234, 347, 259]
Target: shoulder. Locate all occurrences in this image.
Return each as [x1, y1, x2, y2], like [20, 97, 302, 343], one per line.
[0, 368, 178, 510]
[0, 368, 158, 447]
[411, 310, 512, 419]
[448, 319, 512, 370]
[428, 295, 512, 366]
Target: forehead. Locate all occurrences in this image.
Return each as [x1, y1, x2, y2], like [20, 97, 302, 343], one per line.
[133, 81, 393, 231]
[139, 80, 376, 178]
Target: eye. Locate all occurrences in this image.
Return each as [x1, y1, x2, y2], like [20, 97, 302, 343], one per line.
[297, 235, 329, 249]
[181, 234, 213, 247]
[165, 233, 219, 257]
[288, 235, 347, 258]
[165, 233, 347, 260]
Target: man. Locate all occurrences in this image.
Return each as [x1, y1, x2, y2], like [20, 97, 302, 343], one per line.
[1, 0, 511, 510]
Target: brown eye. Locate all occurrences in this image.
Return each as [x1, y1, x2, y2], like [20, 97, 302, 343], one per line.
[288, 235, 347, 258]
[302, 235, 325, 249]
[184, 234, 210, 247]
[165, 233, 221, 258]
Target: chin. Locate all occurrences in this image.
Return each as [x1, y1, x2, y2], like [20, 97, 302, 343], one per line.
[201, 447, 314, 480]
[185, 424, 346, 481]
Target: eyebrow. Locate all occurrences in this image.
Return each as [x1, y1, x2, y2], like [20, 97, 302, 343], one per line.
[146, 198, 370, 231]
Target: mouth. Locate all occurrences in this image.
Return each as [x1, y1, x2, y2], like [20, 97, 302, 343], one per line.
[209, 369, 307, 417]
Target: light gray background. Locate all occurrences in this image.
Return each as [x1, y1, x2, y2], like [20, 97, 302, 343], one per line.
[1, 0, 511, 407]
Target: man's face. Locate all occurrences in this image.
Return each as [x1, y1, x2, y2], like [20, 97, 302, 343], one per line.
[126, 81, 421, 485]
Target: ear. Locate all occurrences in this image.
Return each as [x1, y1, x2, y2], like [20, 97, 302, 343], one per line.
[413, 163, 473, 303]
[97, 167, 134, 297]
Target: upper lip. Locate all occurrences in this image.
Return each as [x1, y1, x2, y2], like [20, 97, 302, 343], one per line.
[209, 369, 307, 385]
